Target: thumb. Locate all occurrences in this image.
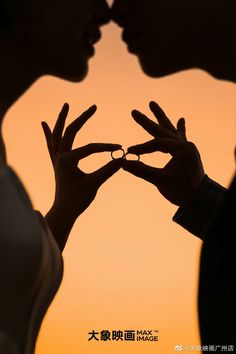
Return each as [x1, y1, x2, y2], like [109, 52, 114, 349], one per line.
[122, 160, 165, 186]
[91, 158, 123, 187]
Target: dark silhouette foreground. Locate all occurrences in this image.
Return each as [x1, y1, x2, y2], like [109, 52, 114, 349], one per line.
[0, 1, 123, 353]
[112, 0, 236, 345]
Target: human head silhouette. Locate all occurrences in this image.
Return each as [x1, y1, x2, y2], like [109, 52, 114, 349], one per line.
[0, 0, 110, 82]
[111, 0, 236, 82]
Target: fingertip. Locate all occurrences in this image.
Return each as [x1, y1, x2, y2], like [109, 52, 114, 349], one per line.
[112, 144, 122, 150]
[122, 159, 138, 167]
[131, 110, 143, 123]
[177, 118, 186, 134]
[127, 145, 141, 155]
[86, 104, 97, 116]
[112, 157, 124, 165]
[121, 159, 129, 170]
[149, 101, 164, 116]
[131, 109, 140, 117]
[41, 121, 48, 130]
[59, 103, 69, 118]
[127, 146, 135, 153]
[90, 104, 97, 111]
[62, 102, 70, 111]
[149, 100, 158, 109]
[122, 160, 141, 174]
[106, 158, 123, 172]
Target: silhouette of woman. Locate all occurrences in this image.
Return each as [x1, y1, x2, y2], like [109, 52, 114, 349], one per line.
[0, 1, 122, 353]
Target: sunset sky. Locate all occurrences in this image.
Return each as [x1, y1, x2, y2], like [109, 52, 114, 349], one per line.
[3, 15, 236, 354]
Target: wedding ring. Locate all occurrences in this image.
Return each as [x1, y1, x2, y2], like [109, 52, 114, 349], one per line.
[125, 152, 140, 161]
[111, 148, 126, 160]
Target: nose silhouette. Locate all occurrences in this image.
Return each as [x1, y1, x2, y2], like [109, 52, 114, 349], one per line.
[111, 0, 127, 27]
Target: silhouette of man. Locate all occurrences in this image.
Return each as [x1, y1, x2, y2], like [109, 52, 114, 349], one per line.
[0, 1, 122, 353]
[111, 0, 236, 82]
[111, 0, 236, 345]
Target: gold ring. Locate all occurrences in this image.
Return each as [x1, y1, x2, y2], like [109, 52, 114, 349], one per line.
[125, 153, 140, 161]
[111, 148, 126, 160]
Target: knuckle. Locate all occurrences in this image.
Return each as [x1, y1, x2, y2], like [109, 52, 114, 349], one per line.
[188, 141, 197, 151]
[56, 153, 67, 165]
[186, 141, 197, 152]
[180, 141, 197, 156]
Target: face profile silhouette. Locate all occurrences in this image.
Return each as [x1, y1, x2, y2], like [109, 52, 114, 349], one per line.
[0, 0, 110, 83]
[111, 0, 236, 81]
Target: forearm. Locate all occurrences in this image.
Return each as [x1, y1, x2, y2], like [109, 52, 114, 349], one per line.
[45, 204, 78, 252]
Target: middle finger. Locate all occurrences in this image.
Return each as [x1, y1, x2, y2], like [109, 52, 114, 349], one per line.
[131, 110, 178, 139]
[61, 105, 97, 153]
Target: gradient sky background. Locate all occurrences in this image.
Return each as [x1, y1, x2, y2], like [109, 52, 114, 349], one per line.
[3, 9, 236, 354]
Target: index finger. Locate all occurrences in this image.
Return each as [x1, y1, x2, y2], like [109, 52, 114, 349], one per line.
[61, 143, 122, 165]
[91, 159, 123, 186]
[131, 110, 178, 139]
[122, 160, 165, 185]
[128, 137, 187, 156]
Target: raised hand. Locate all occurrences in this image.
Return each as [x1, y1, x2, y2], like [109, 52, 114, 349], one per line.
[41, 103, 122, 250]
[122, 101, 205, 207]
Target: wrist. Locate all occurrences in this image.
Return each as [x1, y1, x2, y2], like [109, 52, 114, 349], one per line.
[181, 174, 206, 208]
[47, 200, 79, 226]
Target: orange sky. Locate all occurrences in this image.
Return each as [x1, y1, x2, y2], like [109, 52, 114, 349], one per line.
[3, 21, 236, 353]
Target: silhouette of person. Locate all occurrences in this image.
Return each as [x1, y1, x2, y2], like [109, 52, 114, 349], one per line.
[111, 0, 236, 345]
[0, 1, 122, 353]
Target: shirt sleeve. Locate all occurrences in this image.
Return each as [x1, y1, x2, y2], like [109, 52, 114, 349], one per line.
[172, 174, 228, 241]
